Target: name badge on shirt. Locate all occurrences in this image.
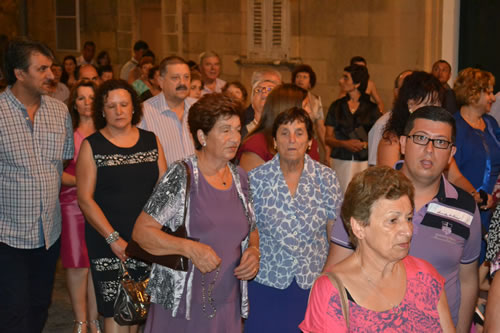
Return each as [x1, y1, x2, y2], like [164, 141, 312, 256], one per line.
[427, 203, 473, 226]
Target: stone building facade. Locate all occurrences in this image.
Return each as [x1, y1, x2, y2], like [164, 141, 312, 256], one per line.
[2, 0, 449, 110]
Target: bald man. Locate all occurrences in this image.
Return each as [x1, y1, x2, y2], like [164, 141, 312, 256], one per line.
[77, 64, 100, 85]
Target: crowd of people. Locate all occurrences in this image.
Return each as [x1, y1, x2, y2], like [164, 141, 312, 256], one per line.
[1, 35, 500, 333]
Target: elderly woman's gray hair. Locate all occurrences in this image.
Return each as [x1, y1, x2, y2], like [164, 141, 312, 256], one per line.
[251, 68, 282, 88]
[341, 166, 415, 247]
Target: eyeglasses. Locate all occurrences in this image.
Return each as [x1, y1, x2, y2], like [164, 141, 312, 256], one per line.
[254, 87, 273, 94]
[407, 134, 453, 149]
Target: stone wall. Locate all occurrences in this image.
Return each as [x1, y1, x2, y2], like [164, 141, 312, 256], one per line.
[0, 0, 20, 38]
[15, 0, 443, 110]
[179, 0, 443, 111]
[290, 0, 442, 111]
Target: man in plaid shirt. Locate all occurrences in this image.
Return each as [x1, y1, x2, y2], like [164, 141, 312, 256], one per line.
[0, 39, 74, 332]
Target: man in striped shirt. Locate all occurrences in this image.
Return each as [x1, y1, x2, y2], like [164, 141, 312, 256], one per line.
[140, 56, 196, 166]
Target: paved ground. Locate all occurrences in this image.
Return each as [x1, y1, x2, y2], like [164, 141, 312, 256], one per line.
[43, 260, 74, 333]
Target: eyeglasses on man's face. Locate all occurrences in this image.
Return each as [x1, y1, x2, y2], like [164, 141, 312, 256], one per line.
[254, 86, 273, 94]
[407, 134, 454, 149]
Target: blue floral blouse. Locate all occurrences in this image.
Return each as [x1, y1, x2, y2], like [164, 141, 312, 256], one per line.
[249, 154, 342, 290]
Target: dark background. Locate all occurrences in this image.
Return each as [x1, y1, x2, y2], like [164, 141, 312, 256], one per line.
[459, 0, 500, 91]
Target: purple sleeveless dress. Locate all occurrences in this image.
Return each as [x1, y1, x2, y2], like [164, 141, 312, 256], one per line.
[144, 164, 249, 333]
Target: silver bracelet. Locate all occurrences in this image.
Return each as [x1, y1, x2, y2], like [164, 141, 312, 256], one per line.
[106, 231, 119, 244]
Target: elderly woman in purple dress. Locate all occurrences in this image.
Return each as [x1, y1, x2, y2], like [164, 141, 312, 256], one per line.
[132, 93, 260, 332]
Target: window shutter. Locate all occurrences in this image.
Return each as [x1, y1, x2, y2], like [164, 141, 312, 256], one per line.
[161, 0, 183, 55]
[248, 0, 265, 58]
[247, 0, 289, 59]
[269, 0, 289, 58]
[55, 0, 80, 51]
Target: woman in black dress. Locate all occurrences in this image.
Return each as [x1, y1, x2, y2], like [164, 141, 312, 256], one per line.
[77, 79, 167, 332]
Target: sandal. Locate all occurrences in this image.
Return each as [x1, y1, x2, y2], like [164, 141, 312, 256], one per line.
[89, 319, 103, 333]
[73, 320, 87, 333]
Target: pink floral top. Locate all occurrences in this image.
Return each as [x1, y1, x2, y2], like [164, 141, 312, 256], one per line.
[300, 256, 445, 333]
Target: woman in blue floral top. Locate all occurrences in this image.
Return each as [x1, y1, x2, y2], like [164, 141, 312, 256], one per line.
[244, 107, 343, 332]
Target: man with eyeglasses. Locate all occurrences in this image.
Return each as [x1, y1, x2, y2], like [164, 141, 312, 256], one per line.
[325, 106, 481, 332]
[241, 69, 282, 138]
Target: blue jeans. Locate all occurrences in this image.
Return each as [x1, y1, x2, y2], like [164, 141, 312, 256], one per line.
[0, 239, 60, 333]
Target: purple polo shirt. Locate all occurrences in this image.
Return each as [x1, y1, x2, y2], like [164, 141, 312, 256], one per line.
[331, 172, 481, 325]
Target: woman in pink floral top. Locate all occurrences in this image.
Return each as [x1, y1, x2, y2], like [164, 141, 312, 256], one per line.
[300, 166, 455, 332]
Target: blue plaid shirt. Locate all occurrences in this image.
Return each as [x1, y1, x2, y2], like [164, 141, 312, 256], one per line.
[0, 88, 74, 249]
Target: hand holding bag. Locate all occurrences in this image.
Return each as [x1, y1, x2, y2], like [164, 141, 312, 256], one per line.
[113, 261, 150, 326]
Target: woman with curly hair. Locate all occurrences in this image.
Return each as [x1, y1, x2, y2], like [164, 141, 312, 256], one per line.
[453, 68, 500, 261]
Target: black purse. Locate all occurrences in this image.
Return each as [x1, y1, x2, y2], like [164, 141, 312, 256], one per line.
[113, 261, 150, 326]
[126, 161, 191, 271]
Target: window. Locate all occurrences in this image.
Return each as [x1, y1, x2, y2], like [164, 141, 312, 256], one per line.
[161, 0, 183, 54]
[247, 0, 290, 60]
[55, 0, 80, 51]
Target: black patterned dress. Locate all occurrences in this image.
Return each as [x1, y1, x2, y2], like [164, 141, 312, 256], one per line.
[85, 128, 159, 317]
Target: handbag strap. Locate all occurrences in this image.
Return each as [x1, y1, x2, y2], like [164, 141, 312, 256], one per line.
[324, 272, 350, 329]
[180, 160, 191, 227]
[119, 261, 130, 279]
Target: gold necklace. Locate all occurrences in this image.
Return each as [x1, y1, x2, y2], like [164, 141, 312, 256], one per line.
[357, 254, 402, 315]
[219, 165, 229, 186]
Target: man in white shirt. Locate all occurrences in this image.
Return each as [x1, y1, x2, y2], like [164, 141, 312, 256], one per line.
[119, 40, 149, 81]
[76, 41, 96, 66]
[199, 50, 226, 95]
[140, 56, 196, 165]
